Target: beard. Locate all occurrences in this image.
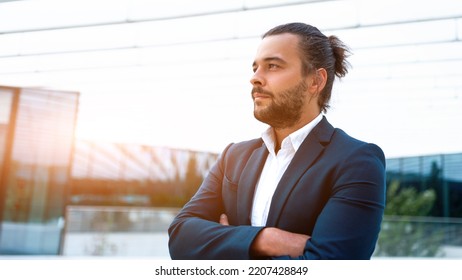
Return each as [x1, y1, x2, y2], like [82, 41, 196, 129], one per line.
[252, 79, 308, 129]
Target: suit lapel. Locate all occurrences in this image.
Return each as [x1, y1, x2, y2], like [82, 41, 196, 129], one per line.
[237, 143, 268, 225]
[265, 117, 334, 227]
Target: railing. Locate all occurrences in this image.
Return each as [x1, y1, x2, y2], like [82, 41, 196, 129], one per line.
[61, 206, 178, 258]
[374, 215, 462, 258]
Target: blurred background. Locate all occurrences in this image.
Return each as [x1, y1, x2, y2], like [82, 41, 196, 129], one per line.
[0, 0, 461, 258]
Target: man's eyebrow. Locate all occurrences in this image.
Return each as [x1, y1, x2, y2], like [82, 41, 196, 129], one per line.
[252, 56, 287, 68]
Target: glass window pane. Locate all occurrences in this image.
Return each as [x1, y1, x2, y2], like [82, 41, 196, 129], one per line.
[1, 87, 79, 255]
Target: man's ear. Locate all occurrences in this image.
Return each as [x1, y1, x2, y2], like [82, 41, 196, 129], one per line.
[308, 68, 327, 96]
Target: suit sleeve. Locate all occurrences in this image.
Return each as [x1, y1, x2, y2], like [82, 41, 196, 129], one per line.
[274, 143, 386, 260]
[168, 144, 264, 260]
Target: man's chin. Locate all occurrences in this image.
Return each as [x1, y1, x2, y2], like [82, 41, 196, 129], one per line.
[253, 110, 271, 125]
[253, 99, 269, 107]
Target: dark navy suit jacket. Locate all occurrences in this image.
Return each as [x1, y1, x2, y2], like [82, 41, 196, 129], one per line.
[168, 117, 386, 259]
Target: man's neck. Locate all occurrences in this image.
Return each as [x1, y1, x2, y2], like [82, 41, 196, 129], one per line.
[272, 127, 294, 153]
[272, 113, 321, 153]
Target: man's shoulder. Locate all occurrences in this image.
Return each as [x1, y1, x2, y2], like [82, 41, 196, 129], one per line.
[330, 128, 385, 161]
[226, 138, 264, 155]
[216, 138, 265, 173]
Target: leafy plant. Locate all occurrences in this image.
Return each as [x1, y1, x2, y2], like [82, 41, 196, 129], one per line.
[374, 180, 444, 257]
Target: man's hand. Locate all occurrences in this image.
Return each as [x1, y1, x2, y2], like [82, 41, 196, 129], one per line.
[251, 227, 310, 258]
[219, 213, 310, 258]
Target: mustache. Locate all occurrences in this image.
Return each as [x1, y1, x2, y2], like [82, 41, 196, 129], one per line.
[251, 87, 274, 97]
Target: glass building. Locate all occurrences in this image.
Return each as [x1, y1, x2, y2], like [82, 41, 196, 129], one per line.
[0, 86, 217, 255]
[374, 154, 462, 257]
[386, 154, 462, 218]
[0, 86, 79, 254]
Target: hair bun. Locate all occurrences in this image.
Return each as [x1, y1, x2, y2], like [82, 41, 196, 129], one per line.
[328, 35, 351, 78]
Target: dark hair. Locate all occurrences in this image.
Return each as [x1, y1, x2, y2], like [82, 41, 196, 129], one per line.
[263, 22, 351, 113]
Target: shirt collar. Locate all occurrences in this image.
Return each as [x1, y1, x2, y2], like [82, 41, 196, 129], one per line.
[261, 113, 323, 155]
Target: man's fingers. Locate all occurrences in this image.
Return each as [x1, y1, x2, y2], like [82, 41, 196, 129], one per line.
[219, 214, 229, 226]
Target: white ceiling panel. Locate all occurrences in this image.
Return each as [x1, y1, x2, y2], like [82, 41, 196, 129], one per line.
[358, 0, 462, 25]
[236, 1, 358, 38]
[335, 19, 458, 49]
[0, 0, 461, 155]
[0, 0, 128, 33]
[127, 0, 242, 20]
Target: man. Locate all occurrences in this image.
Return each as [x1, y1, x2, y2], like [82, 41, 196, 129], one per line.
[168, 22, 386, 260]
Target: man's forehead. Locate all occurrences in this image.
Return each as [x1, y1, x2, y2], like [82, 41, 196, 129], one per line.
[254, 33, 300, 62]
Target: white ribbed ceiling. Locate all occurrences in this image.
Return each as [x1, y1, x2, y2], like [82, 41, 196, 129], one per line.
[1, 0, 461, 157]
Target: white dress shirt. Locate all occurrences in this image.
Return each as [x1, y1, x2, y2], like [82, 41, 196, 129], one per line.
[250, 114, 323, 226]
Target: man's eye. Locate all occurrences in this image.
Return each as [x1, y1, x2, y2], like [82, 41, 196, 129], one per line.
[268, 64, 279, 69]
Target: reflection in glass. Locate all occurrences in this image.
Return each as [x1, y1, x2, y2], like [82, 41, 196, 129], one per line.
[0, 87, 79, 255]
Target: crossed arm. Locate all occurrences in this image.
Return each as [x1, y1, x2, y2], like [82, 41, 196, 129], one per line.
[219, 214, 310, 258]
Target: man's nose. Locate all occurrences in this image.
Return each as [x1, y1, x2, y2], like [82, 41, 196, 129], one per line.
[250, 70, 265, 87]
